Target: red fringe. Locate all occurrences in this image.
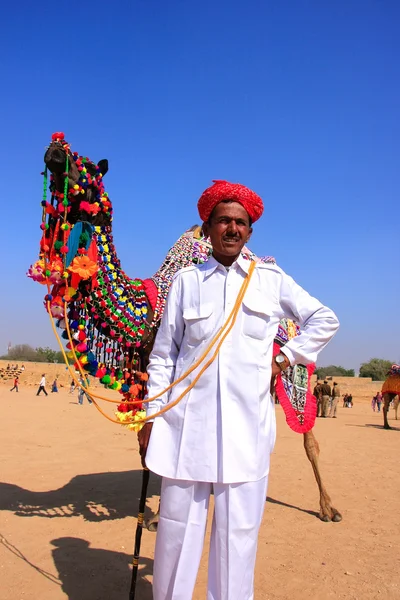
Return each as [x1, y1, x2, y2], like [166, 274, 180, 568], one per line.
[273, 342, 316, 434]
[142, 278, 159, 312]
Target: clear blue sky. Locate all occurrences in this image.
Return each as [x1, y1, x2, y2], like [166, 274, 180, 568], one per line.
[0, 0, 399, 371]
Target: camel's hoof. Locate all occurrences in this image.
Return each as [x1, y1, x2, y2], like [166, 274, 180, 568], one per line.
[320, 514, 331, 522]
[319, 508, 342, 523]
[146, 516, 159, 532]
[332, 511, 343, 522]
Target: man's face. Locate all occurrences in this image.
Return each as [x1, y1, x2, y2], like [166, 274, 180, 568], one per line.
[203, 201, 252, 266]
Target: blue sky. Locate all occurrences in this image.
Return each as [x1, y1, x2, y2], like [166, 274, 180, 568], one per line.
[0, 0, 398, 371]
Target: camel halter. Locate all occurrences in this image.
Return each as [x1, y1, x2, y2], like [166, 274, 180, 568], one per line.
[48, 260, 256, 426]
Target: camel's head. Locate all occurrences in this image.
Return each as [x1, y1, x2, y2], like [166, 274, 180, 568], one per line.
[44, 132, 111, 227]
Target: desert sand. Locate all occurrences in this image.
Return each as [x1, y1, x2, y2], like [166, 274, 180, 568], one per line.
[0, 380, 398, 600]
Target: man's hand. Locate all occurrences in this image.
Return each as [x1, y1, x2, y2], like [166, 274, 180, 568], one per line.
[271, 353, 291, 383]
[137, 422, 153, 468]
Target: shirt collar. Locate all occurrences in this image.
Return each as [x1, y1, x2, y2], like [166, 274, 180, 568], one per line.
[201, 252, 251, 279]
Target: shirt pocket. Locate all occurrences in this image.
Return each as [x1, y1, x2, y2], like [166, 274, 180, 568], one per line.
[242, 295, 274, 340]
[183, 302, 215, 346]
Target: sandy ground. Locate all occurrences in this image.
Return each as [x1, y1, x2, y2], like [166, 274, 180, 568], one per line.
[0, 386, 399, 600]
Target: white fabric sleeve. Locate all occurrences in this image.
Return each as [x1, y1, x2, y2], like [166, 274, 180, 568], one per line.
[145, 274, 185, 420]
[277, 268, 340, 366]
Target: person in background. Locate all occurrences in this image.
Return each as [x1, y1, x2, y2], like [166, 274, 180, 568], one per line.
[329, 381, 341, 418]
[371, 394, 377, 412]
[313, 379, 323, 417]
[10, 376, 19, 393]
[320, 380, 332, 417]
[36, 374, 48, 396]
[51, 378, 59, 393]
[69, 379, 76, 394]
[347, 393, 353, 408]
[78, 375, 92, 405]
[376, 391, 383, 412]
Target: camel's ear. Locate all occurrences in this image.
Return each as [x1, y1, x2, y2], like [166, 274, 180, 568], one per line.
[98, 159, 108, 176]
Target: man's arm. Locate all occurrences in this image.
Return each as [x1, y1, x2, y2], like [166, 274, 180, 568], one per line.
[138, 274, 185, 466]
[277, 269, 339, 366]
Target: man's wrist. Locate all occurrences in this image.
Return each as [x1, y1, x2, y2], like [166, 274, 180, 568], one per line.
[275, 353, 291, 371]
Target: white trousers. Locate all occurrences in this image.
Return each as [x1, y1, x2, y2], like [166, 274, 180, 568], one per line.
[153, 475, 269, 600]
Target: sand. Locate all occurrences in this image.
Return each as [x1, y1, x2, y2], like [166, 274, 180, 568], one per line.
[0, 385, 398, 600]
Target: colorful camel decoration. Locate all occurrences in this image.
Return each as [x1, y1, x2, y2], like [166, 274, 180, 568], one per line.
[382, 365, 400, 429]
[28, 132, 341, 522]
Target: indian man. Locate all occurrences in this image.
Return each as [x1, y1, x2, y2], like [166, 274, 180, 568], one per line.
[138, 180, 339, 600]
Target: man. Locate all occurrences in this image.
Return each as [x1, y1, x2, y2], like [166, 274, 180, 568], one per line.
[329, 381, 341, 417]
[376, 391, 383, 412]
[36, 374, 48, 396]
[78, 375, 92, 405]
[320, 379, 332, 417]
[10, 376, 19, 393]
[138, 180, 339, 600]
[313, 379, 322, 417]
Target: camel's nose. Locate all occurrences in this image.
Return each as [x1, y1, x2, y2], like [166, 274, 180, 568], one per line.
[44, 144, 67, 173]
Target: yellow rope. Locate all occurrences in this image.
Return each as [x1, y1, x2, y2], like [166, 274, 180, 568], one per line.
[48, 260, 256, 425]
[58, 260, 255, 407]
[46, 310, 125, 424]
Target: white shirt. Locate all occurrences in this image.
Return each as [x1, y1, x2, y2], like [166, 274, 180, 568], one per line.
[40, 377, 46, 386]
[146, 254, 339, 483]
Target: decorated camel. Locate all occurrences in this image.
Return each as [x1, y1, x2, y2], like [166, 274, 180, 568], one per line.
[28, 132, 341, 522]
[382, 365, 400, 429]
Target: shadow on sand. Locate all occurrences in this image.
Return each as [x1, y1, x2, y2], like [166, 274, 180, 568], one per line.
[51, 536, 153, 600]
[346, 423, 400, 431]
[0, 470, 161, 521]
[266, 496, 319, 518]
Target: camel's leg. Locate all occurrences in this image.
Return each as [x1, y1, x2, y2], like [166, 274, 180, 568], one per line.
[382, 393, 392, 429]
[394, 395, 399, 420]
[146, 500, 160, 532]
[303, 430, 342, 522]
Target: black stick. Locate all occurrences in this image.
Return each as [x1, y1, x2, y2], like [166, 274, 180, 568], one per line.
[129, 468, 150, 600]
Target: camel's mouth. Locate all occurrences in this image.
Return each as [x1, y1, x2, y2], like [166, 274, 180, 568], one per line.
[44, 142, 68, 174]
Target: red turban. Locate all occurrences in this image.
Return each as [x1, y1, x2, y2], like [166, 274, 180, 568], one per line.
[197, 180, 264, 223]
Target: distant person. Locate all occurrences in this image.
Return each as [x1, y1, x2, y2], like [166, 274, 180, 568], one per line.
[313, 379, 322, 417]
[10, 376, 19, 393]
[371, 394, 377, 412]
[69, 379, 76, 394]
[6, 364, 10, 370]
[21, 364, 25, 371]
[320, 380, 332, 417]
[376, 391, 383, 412]
[78, 375, 92, 405]
[51, 378, 59, 393]
[36, 374, 48, 396]
[347, 393, 353, 408]
[329, 382, 341, 418]
[342, 393, 348, 408]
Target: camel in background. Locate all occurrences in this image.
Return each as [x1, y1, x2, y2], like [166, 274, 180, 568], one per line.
[382, 366, 400, 429]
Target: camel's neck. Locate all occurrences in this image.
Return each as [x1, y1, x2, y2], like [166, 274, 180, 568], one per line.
[149, 228, 212, 323]
[91, 224, 150, 345]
